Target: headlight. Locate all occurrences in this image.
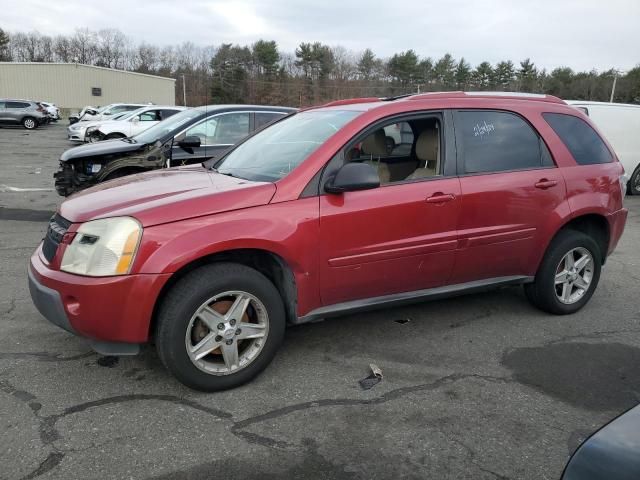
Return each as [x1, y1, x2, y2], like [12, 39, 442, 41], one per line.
[60, 217, 142, 276]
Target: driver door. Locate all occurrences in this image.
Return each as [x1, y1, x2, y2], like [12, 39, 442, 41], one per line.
[318, 112, 461, 306]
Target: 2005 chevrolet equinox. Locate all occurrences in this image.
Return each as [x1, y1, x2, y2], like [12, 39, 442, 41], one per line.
[29, 92, 628, 391]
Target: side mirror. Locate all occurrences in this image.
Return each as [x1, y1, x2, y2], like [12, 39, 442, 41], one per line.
[325, 162, 380, 194]
[132, 117, 139, 123]
[86, 108, 98, 115]
[177, 135, 201, 149]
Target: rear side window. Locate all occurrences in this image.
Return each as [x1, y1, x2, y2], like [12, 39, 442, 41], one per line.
[456, 110, 547, 174]
[543, 113, 612, 165]
[7, 102, 30, 109]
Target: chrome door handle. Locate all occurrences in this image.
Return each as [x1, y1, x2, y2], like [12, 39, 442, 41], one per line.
[426, 193, 456, 203]
[535, 179, 558, 189]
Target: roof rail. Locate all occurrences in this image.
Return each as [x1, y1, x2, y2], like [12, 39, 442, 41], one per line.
[406, 91, 565, 104]
[319, 97, 381, 107]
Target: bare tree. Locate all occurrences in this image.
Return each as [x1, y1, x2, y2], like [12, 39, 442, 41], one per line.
[69, 28, 97, 64]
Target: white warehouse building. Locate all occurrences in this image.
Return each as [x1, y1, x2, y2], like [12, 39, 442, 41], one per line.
[0, 62, 176, 112]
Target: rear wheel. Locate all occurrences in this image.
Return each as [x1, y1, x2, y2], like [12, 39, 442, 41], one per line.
[524, 230, 601, 315]
[22, 117, 37, 130]
[629, 165, 640, 196]
[155, 263, 286, 391]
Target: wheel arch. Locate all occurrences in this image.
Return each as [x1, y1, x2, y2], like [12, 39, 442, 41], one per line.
[541, 213, 610, 269]
[149, 248, 298, 339]
[96, 164, 149, 181]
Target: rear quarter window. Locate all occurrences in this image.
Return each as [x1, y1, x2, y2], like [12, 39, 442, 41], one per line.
[543, 112, 612, 165]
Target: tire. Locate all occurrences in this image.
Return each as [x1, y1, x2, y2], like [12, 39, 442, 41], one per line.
[629, 165, 640, 196]
[155, 263, 286, 391]
[524, 229, 602, 315]
[22, 117, 37, 130]
[105, 132, 126, 140]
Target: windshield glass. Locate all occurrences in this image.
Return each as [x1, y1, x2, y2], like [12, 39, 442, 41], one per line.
[216, 110, 359, 182]
[110, 110, 138, 122]
[116, 107, 147, 121]
[132, 108, 199, 144]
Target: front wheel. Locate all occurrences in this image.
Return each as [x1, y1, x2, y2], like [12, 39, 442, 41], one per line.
[524, 230, 602, 315]
[155, 263, 286, 391]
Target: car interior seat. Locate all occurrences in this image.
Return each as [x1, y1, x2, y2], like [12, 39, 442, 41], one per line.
[359, 129, 391, 183]
[406, 127, 439, 180]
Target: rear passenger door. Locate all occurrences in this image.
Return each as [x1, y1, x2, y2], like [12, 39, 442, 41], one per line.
[5, 101, 29, 124]
[451, 109, 566, 284]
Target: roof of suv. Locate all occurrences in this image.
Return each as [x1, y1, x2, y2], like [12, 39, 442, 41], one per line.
[312, 91, 566, 112]
[193, 104, 297, 113]
[0, 99, 38, 103]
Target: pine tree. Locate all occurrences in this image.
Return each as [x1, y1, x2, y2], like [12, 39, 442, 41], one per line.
[0, 28, 11, 61]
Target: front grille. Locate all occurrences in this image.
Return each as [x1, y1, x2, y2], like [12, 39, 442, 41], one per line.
[42, 214, 71, 263]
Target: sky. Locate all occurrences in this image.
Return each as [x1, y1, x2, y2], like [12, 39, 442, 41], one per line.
[2, 0, 639, 72]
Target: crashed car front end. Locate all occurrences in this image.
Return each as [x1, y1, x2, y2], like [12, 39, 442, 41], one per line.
[54, 141, 171, 197]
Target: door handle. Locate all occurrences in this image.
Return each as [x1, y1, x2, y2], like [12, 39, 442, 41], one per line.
[534, 179, 558, 189]
[426, 193, 456, 204]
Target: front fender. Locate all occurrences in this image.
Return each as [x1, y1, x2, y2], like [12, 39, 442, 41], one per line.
[135, 198, 322, 316]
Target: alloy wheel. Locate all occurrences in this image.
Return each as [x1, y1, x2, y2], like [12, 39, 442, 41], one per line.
[554, 247, 594, 304]
[184, 291, 269, 375]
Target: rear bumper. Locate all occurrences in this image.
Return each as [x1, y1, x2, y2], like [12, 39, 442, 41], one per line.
[607, 208, 628, 255]
[29, 244, 171, 353]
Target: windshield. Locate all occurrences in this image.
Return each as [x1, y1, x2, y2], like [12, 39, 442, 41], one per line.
[110, 111, 136, 122]
[115, 107, 147, 122]
[216, 110, 359, 182]
[132, 108, 199, 144]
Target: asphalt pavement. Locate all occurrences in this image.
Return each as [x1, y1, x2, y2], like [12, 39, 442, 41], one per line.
[1, 123, 639, 480]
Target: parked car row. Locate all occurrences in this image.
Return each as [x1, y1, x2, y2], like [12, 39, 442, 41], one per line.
[68, 102, 152, 125]
[55, 105, 296, 196]
[67, 105, 186, 142]
[0, 98, 60, 129]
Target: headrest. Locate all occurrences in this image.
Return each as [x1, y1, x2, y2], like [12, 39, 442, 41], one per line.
[361, 129, 387, 156]
[415, 129, 439, 162]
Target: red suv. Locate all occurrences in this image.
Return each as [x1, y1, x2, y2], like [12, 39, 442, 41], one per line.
[29, 92, 628, 391]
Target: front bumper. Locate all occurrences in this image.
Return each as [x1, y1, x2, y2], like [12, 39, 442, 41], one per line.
[67, 126, 86, 142]
[29, 244, 171, 354]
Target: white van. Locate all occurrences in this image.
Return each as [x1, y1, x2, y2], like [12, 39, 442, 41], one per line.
[566, 101, 640, 194]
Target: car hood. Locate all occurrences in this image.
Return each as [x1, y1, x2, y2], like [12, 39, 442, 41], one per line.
[59, 166, 277, 227]
[60, 139, 145, 161]
[563, 404, 640, 479]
